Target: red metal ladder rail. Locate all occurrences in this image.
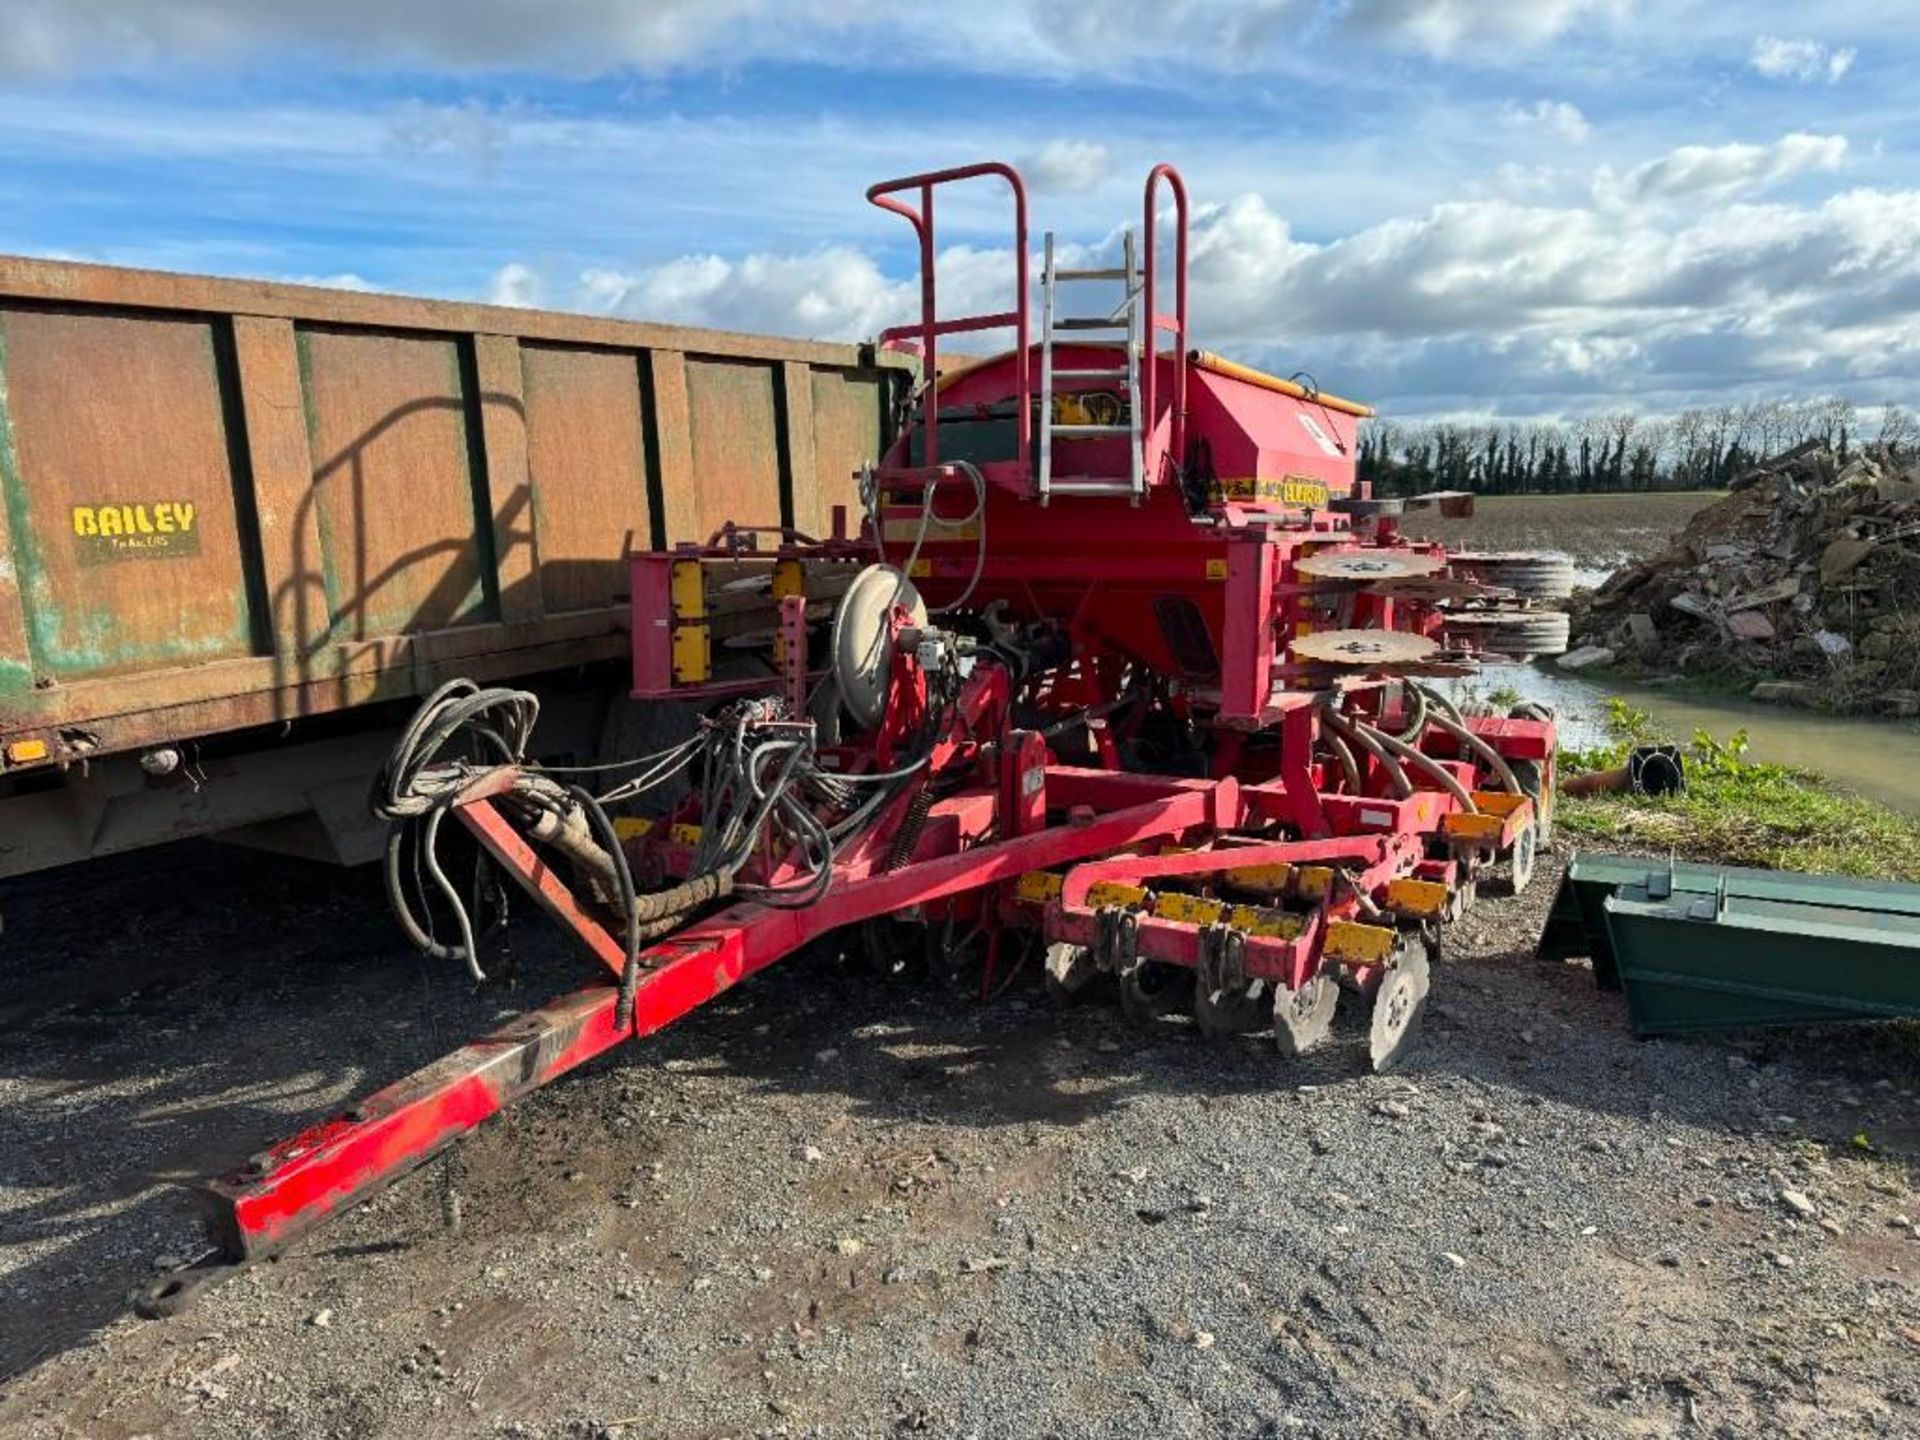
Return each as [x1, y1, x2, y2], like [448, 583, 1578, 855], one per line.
[1141, 163, 1191, 489]
[867, 162, 1030, 475]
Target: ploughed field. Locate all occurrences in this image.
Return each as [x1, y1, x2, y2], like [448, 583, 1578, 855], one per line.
[0, 840, 1916, 1439]
[1401, 489, 1717, 569]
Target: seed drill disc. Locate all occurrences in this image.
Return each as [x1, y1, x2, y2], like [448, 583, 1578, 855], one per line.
[1296, 551, 1444, 583]
[1290, 629, 1439, 667]
[831, 564, 927, 730]
[1363, 576, 1511, 603]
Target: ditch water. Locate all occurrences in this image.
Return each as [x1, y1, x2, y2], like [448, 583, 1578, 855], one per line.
[1476, 611, 1920, 819]
[1468, 661, 1920, 817]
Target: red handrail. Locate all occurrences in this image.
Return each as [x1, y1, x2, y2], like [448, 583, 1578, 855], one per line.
[1142, 164, 1190, 480]
[867, 162, 1029, 470]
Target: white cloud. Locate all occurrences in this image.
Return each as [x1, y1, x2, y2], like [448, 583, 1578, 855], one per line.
[0, 0, 768, 76]
[1750, 35, 1857, 84]
[575, 247, 913, 340]
[282, 272, 377, 291]
[1021, 140, 1112, 195]
[1345, 0, 1630, 57]
[0, 0, 1637, 78]
[486, 262, 541, 308]
[386, 99, 511, 173]
[1500, 100, 1590, 145]
[1597, 132, 1847, 205]
[521, 128, 1920, 414]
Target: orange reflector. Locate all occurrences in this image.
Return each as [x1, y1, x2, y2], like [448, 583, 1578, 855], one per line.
[4, 738, 50, 766]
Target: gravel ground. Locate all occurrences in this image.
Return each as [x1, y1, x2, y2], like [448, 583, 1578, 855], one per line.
[1, 839, 1917, 1439]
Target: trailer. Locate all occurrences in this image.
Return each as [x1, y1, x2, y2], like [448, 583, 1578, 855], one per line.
[0, 257, 907, 877]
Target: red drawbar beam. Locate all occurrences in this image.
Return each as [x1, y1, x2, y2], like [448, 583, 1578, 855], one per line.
[195, 776, 1217, 1264]
[195, 984, 628, 1260]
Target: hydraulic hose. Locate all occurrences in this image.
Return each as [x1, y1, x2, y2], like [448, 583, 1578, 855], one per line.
[1358, 718, 1478, 813]
[1415, 684, 1522, 796]
[1322, 728, 1363, 794]
[1317, 703, 1413, 799]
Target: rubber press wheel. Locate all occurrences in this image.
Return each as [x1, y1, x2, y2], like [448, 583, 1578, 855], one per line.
[1118, 961, 1195, 1025]
[1509, 756, 1552, 845]
[1193, 980, 1270, 1037]
[1492, 821, 1537, 898]
[858, 915, 925, 979]
[1042, 942, 1097, 1006]
[1367, 937, 1432, 1073]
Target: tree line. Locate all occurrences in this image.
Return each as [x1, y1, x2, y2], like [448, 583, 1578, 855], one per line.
[1357, 397, 1918, 497]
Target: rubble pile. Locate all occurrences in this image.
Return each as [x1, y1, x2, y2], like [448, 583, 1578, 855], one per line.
[1569, 441, 1920, 714]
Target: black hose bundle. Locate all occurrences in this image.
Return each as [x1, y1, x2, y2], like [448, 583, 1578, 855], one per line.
[376, 679, 931, 1019]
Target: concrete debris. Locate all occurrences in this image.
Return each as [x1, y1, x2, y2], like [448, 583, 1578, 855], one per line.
[1571, 442, 1920, 710]
[1778, 1188, 1818, 1218]
[1557, 645, 1617, 671]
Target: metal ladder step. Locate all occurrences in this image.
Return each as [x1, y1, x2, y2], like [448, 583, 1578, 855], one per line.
[1038, 228, 1145, 507]
[1047, 478, 1137, 495]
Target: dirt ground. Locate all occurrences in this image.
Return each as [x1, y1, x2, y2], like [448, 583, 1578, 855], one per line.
[1401, 491, 1715, 568]
[1, 839, 1917, 1440]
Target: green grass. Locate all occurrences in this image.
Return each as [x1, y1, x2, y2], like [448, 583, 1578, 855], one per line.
[1558, 697, 1920, 879]
[1560, 767, 1920, 880]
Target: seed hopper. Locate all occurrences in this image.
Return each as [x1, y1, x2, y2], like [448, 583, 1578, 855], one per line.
[140, 162, 1567, 1313]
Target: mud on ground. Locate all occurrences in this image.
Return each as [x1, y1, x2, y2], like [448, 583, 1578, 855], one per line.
[1, 842, 1916, 1439]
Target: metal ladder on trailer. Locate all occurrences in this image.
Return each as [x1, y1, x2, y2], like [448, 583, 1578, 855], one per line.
[1037, 229, 1144, 504]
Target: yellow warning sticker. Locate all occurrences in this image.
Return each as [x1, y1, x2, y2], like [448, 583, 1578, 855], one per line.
[1210, 476, 1332, 509]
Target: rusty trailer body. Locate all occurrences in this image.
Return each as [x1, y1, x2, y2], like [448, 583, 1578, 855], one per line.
[0, 255, 906, 877]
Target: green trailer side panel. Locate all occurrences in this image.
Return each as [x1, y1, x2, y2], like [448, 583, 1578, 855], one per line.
[1544, 849, 1920, 1037]
[1603, 887, 1920, 1036]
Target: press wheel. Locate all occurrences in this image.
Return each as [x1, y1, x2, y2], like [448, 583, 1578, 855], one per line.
[925, 915, 991, 998]
[1273, 972, 1338, 1056]
[1193, 980, 1270, 1037]
[859, 915, 923, 978]
[1042, 942, 1096, 1006]
[1368, 937, 1431, 1073]
[1446, 877, 1477, 921]
[1509, 757, 1552, 845]
[1118, 961, 1194, 1025]
[1493, 822, 1537, 897]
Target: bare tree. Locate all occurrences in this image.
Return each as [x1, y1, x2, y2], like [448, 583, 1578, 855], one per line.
[1878, 405, 1915, 459]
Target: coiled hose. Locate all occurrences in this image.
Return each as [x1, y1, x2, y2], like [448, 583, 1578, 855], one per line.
[377, 680, 928, 1012]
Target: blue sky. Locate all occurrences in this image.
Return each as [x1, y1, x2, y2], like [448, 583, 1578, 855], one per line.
[2, 1, 1916, 419]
